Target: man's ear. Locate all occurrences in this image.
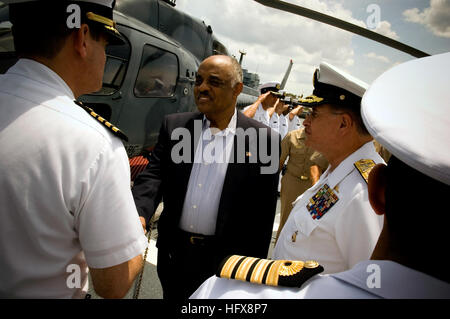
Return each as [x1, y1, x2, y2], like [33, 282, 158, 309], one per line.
[233, 82, 243, 98]
[368, 163, 387, 215]
[73, 24, 90, 58]
[339, 112, 353, 131]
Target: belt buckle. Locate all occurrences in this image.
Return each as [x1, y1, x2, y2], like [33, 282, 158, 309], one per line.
[190, 235, 204, 245]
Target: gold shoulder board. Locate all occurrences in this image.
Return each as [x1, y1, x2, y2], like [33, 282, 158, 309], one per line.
[216, 255, 323, 288]
[74, 100, 128, 142]
[354, 159, 376, 184]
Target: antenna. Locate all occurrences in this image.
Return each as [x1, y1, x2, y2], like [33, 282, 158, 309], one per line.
[238, 50, 247, 65]
[280, 59, 293, 90]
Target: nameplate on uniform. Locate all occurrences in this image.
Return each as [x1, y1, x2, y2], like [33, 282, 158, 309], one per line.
[354, 159, 376, 184]
[217, 255, 324, 288]
[306, 184, 339, 220]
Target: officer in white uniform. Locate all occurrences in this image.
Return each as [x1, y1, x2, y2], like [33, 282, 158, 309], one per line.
[277, 96, 290, 139]
[268, 91, 288, 134]
[242, 81, 281, 127]
[191, 52, 450, 299]
[272, 62, 384, 274]
[0, 0, 147, 298]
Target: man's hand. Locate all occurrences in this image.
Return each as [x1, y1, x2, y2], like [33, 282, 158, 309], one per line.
[289, 105, 303, 120]
[275, 100, 288, 115]
[257, 91, 272, 103]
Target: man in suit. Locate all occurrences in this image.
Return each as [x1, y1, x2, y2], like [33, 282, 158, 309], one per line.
[132, 55, 280, 300]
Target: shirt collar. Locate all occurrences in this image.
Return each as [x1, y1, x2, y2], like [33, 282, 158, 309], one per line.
[203, 108, 237, 137]
[294, 128, 306, 140]
[8, 58, 75, 100]
[324, 141, 376, 189]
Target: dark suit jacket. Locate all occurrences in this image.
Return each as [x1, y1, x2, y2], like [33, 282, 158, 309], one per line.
[132, 111, 280, 260]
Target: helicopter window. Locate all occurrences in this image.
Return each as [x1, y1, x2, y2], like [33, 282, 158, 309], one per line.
[91, 38, 131, 96]
[134, 44, 178, 98]
[212, 39, 229, 56]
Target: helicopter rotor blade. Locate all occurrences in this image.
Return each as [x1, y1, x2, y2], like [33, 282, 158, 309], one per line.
[253, 0, 430, 58]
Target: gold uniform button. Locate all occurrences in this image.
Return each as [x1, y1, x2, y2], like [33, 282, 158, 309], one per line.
[304, 260, 319, 269]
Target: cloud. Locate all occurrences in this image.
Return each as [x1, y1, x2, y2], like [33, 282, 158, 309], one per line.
[175, 0, 398, 94]
[365, 52, 390, 63]
[373, 21, 399, 40]
[403, 0, 450, 38]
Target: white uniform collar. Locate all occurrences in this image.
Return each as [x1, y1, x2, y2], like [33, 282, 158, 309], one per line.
[323, 141, 376, 190]
[203, 108, 237, 137]
[332, 260, 450, 298]
[7, 58, 75, 100]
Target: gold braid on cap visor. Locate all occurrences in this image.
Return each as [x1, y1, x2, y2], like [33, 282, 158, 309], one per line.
[86, 12, 120, 35]
[299, 95, 324, 104]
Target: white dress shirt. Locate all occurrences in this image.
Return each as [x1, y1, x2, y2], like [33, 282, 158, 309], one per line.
[179, 109, 237, 235]
[273, 141, 384, 274]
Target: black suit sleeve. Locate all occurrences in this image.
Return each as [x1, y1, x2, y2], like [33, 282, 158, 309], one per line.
[131, 117, 168, 227]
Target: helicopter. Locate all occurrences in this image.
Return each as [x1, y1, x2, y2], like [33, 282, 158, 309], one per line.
[1, 0, 430, 181]
[0, 0, 264, 179]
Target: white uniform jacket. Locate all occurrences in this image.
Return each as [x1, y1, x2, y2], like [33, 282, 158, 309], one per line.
[273, 141, 384, 274]
[278, 114, 289, 139]
[288, 115, 303, 132]
[243, 103, 270, 127]
[0, 59, 147, 298]
[269, 112, 280, 133]
[191, 260, 450, 299]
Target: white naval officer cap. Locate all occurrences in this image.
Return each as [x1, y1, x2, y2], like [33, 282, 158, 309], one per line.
[361, 52, 450, 186]
[5, 0, 124, 45]
[258, 81, 281, 94]
[299, 62, 368, 108]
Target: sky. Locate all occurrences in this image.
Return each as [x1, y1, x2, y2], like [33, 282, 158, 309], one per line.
[175, 0, 450, 96]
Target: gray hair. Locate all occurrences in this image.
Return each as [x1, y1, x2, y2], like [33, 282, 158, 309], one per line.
[228, 56, 243, 86]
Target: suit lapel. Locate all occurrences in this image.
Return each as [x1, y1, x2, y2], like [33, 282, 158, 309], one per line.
[216, 111, 253, 235]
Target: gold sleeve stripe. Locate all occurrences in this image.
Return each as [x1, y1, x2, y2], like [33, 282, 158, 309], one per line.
[250, 259, 272, 284]
[235, 257, 259, 282]
[217, 255, 323, 288]
[265, 260, 284, 286]
[220, 255, 244, 279]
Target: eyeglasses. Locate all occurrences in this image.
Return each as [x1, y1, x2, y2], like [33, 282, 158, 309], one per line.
[305, 110, 346, 120]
